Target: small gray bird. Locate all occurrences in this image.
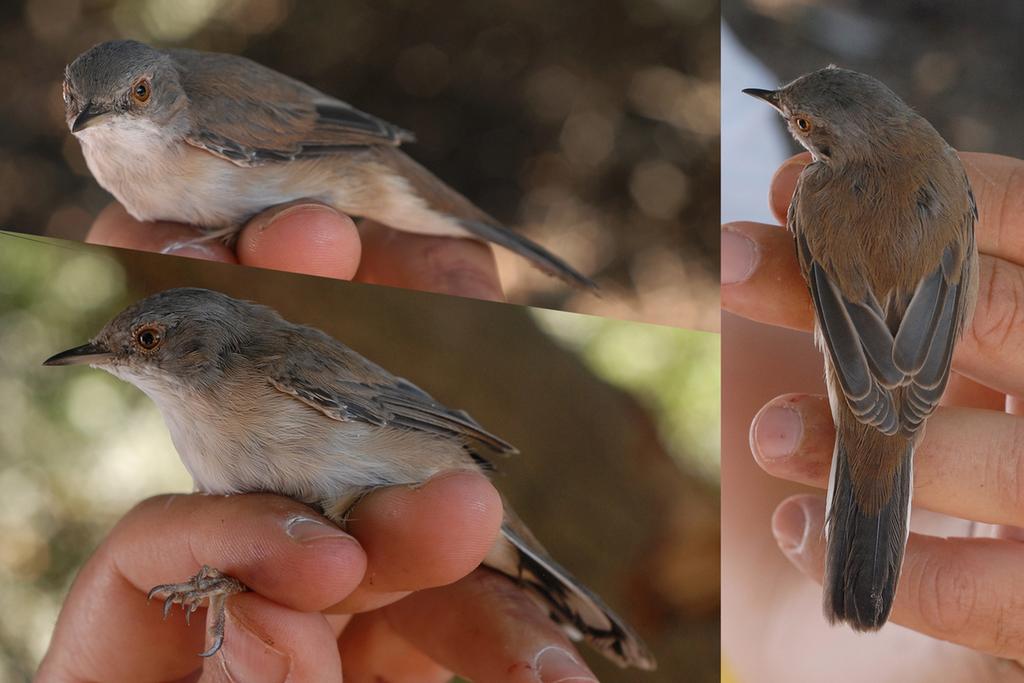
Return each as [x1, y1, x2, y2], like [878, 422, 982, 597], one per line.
[62, 40, 595, 290]
[744, 67, 978, 630]
[44, 287, 654, 669]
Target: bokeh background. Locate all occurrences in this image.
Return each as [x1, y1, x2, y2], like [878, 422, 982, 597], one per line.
[0, 0, 720, 330]
[0, 233, 720, 682]
[725, 0, 1024, 158]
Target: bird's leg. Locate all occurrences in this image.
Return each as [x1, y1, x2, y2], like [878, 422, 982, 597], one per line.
[320, 489, 375, 529]
[147, 565, 248, 657]
[158, 224, 242, 255]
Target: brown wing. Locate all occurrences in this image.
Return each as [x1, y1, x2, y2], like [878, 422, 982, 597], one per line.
[167, 48, 414, 166]
[265, 325, 516, 455]
[791, 173, 975, 437]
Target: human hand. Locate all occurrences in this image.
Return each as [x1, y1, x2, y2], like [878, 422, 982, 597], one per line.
[86, 201, 505, 303]
[36, 473, 597, 683]
[722, 152, 1024, 680]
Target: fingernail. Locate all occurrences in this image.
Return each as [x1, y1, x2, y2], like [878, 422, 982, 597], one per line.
[220, 606, 290, 683]
[284, 515, 352, 545]
[534, 646, 597, 683]
[721, 226, 757, 284]
[752, 403, 803, 461]
[772, 498, 811, 555]
[251, 203, 337, 233]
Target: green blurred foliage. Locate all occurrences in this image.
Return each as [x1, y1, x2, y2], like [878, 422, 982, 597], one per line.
[0, 237, 193, 681]
[0, 234, 719, 680]
[535, 309, 719, 481]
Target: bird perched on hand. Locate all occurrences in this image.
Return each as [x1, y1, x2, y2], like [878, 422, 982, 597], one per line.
[62, 40, 595, 290]
[44, 287, 654, 669]
[744, 66, 978, 630]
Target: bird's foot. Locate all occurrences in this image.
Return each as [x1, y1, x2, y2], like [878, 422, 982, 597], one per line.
[147, 565, 248, 657]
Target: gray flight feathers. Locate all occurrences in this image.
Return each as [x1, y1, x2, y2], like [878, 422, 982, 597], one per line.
[488, 510, 657, 670]
[795, 216, 974, 439]
[261, 322, 516, 457]
[379, 148, 600, 291]
[790, 156, 976, 632]
[167, 47, 597, 291]
[168, 48, 415, 164]
[65, 41, 596, 290]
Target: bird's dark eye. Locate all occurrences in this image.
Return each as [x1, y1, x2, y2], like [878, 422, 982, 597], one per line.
[132, 79, 151, 103]
[135, 327, 161, 350]
[795, 117, 812, 132]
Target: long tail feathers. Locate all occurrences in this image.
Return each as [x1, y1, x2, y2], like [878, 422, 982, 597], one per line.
[483, 522, 656, 670]
[458, 219, 599, 292]
[379, 147, 598, 291]
[824, 434, 913, 630]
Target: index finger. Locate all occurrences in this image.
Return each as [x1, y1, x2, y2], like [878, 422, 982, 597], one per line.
[355, 220, 504, 302]
[86, 203, 237, 263]
[770, 151, 1024, 267]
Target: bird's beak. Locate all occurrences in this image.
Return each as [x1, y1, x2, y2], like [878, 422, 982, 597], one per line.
[43, 341, 113, 366]
[742, 88, 782, 111]
[71, 102, 110, 133]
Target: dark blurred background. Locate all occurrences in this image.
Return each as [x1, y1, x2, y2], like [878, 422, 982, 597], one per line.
[0, 233, 720, 681]
[725, 0, 1024, 157]
[0, 0, 720, 330]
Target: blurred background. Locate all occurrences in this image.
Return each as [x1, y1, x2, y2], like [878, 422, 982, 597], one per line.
[725, 0, 1024, 159]
[0, 0, 719, 330]
[0, 233, 720, 682]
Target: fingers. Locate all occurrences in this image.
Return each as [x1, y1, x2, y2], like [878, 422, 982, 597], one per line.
[385, 569, 598, 683]
[39, 493, 365, 682]
[86, 203, 237, 262]
[723, 223, 1024, 397]
[956, 254, 1024, 396]
[109, 494, 366, 611]
[236, 201, 361, 279]
[197, 594, 342, 683]
[772, 494, 1024, 662]
[750, 394, 1024, 526]
[356, 220, 504, 302]
[721, 222, 812, 329]
[337, 611, 452, 683]
[87, 201, 363, 281]
[768, 151, 1024, 267]
[85, 203, 505, 300]
[331, 471, 504, 613]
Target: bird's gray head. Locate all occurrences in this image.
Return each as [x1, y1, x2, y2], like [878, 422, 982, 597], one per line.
[63, 40, 186, 135]
[743, 66, 917, 163]
[43, 288, 282, 396]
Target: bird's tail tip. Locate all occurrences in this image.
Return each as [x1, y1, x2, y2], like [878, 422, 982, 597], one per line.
[823, 434, 913, 631]
[488, 523, 656, 670]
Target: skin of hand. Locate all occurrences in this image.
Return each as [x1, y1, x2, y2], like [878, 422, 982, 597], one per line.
[61, 205, 598, 681]
[85, 200, 505, 303]
[36, 472, 599, 683]
[722, 152, 1024, 682]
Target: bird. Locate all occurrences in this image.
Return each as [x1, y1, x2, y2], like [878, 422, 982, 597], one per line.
[44, 286, 654, 669]
[62, 40, 596, 291]
[744, 66, 978, 630]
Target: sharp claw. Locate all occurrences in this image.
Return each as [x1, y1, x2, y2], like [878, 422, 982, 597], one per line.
[162, 595, 175, 620]
[199, 634, 224, 658]
[145, 567, 246, 658]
